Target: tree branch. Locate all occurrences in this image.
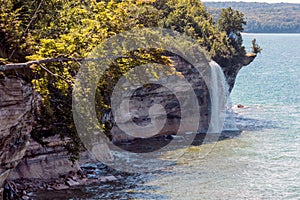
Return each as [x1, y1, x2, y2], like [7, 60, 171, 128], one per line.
[38, 63, 73, 86]
[0, 57, 84, 71]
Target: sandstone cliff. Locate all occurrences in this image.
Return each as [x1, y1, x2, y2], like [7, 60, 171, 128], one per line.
[0, 78, 37, 198]
[0, 53, 256, 197]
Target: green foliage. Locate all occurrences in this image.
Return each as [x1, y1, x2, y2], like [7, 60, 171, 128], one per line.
[218, 7, 246, 38]
[155, 0, 243, 67]
[0, 0, 30, 61]
[218, 7, 246, 36]
[218, 7, 246, 53]
[0, 0, 252, 161]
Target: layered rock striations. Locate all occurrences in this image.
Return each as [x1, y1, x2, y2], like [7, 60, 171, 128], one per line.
[0, 78, 37, 198]
[111, 56, 210, 142]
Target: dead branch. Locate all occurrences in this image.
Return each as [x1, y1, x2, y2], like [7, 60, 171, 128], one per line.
[0, 57, 84, 71]
[38, 63, 73, 86]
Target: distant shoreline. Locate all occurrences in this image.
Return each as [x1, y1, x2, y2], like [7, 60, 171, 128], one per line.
[204, 2, 300, 33]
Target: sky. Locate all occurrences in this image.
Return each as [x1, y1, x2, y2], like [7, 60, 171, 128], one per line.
[201, 0, 299, 3]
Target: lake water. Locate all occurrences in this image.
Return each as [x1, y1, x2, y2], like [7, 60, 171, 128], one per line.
[34, 34, 300, 199]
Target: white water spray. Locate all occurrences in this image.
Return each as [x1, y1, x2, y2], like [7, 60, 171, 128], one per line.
[223, 96, 239, 132]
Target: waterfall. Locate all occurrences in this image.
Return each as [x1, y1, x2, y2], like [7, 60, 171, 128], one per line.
[208, 61, 239, 133]
[208, 61, 226, 133]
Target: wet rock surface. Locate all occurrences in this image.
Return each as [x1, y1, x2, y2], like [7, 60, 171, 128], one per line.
[6, 163, 124, 199]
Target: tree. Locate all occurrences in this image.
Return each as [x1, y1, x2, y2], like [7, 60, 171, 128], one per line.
[218, 7, 246, 49]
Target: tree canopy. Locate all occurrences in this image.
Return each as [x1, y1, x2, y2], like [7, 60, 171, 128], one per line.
[0, 0, 250, 161]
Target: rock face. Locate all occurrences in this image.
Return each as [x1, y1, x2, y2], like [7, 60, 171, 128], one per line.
[0, 78, 37, 197]
[111, 56, 212, 142]
[220, 54, 256, 92]
[0, 78, 85, 198]
[111, 55, 256, 143]
[8, 137, 81, 181]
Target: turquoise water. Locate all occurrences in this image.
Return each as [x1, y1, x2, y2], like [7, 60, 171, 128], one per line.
[233, 34, 300, 106]
[34, 34, 300, 199]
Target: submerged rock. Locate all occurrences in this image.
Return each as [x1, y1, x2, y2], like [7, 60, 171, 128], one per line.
[100, 175, 118, 182]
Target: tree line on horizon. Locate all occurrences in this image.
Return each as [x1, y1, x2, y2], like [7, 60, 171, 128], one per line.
[204, 2, 300, 33]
